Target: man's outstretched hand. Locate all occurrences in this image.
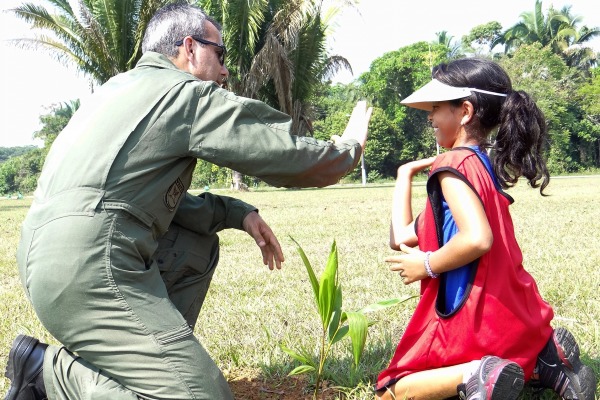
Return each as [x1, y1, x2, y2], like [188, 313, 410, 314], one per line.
[242, 211, 284, 270]
[339, 100, 373, 150]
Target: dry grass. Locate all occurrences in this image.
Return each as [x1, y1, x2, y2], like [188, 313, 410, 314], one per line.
[1, 176, 599, 398]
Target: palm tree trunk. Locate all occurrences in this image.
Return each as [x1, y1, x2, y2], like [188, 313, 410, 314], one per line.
[231, 170, 248, 191]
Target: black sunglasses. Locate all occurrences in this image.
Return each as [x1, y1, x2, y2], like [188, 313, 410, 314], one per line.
[175, 35, 227, 66]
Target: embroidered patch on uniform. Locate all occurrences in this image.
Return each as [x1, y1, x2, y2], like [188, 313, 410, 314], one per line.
[164, 178, 185, 211]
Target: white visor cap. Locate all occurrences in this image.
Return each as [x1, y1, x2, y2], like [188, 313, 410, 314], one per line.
[400, 79, 507, 111]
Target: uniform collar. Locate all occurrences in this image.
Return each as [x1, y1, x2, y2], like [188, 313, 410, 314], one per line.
[136, 51, 184, 72]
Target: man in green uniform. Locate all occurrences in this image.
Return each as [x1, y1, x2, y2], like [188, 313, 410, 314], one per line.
[4, 3, 371, 400]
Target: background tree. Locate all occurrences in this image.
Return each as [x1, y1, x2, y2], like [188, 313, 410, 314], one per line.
[0, 101, 80, 195]
[500, 43, 597, 172]
[0, 148, 44, 195]
[312, 82, 360, 142]
[359, 42, 445, 176]
[34, 99, 80, 149]
[4, 0, 599, 193]
[312, 82, 397, 182]
[0, 146, 37, 164]
[462, 21, 503, 55]
[578, 68, 600, 121]
[434, 30, 463, 60]
[575, 68, 600, 165]
[207, 0, 352, 135]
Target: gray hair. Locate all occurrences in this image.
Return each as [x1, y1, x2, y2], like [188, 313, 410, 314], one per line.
[142, 2, 222, 58]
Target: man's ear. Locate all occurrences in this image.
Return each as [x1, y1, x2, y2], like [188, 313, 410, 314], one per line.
[182, 36, 195, 60]
[170, 37, 195, 72]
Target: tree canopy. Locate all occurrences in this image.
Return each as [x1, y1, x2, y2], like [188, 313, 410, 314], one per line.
[2, 0, 599, 193]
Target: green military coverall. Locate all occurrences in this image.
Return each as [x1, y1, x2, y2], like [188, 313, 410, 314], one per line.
[16, 52, 361, 399]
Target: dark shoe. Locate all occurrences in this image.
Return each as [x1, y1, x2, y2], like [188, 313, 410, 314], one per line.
[458, 356, 524, 400]
[4, 335, 48, 400]
[531, 327, 597, 400]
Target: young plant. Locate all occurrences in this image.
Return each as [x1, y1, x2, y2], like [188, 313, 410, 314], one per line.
[282, 238, 412, 399]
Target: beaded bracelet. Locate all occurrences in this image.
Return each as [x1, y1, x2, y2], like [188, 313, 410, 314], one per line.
[424, 251, 439, 278]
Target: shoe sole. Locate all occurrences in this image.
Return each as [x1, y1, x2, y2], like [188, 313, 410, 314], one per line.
[4, 335, 41, 400]
[553, 327, 597, 400]
[480, 358, 524, 400]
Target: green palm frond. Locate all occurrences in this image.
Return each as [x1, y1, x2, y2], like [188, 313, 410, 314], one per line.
[9, 0, 171, 84]
[498, 0, 598, 71]
[222, 0, 268, 64]
[320, 55, 351, 82]
[198, 0, 352, 134]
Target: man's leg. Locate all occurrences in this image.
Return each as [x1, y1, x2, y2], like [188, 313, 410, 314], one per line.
[17, 210, 233, 399]
[154, 223, 220, 328]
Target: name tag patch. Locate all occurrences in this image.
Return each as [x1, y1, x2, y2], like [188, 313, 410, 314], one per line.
[164, 178, 185, 211]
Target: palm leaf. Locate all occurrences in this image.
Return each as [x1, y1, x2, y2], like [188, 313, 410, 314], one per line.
[317, 240, 338, 330]
[345, 311, 368, 368]
[327, 285, 343, 341]
[288, 364, 316, 376]
[290, 237, 319, 304]
[356, 296, 416, 314]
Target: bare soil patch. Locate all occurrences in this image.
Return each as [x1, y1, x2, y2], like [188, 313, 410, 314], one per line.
[227, 368, 341, 400]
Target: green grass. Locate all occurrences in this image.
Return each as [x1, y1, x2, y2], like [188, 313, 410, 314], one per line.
[1, 177, 599, 399]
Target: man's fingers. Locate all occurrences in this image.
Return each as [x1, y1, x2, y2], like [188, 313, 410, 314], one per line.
[262, 246, 283, 270]
[259, 231, 284, 270]
[241, 211, 284, 271]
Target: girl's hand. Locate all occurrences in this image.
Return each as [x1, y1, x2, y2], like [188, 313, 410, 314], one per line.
[390, 158, 435, 250]
[396, 157, 436, 180]
[385, 244, 428, 285]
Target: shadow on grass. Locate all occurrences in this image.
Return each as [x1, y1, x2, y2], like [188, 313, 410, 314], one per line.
[0, 204, 31, 212]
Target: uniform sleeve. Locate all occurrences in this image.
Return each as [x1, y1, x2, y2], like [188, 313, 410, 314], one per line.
[184, 84, 362, 188]
[172, 192, 258, 235]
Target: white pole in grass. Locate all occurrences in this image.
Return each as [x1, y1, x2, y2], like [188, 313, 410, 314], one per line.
[361, 155, 367, 186]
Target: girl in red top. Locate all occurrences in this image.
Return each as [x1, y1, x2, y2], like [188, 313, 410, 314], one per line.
[375, 58, 596, 400]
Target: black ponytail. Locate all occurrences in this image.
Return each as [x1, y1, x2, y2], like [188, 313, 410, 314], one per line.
[494, 90, 550, 195]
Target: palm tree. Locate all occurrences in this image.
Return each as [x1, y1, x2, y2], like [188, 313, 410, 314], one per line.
[550, 5, 599, 71]
[433, 31, 462, 60]
[34, 99, 81, 148]
[492, 0, 598, 70]
[199, 0, 353, 189]
[492, 0, 562, 52]
[204, 0, 351, 135]
[9, 0, 172, 86]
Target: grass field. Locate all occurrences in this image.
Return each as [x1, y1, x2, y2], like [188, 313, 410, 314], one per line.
[1, 176, 599, 399]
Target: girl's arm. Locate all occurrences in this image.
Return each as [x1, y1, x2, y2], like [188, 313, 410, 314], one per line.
[388, 171, 493, 284]
[390, 157, 436, 250]
[430, 171, 493, 272]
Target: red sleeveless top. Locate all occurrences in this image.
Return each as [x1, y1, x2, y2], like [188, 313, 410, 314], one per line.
[376, 148, 553, 390]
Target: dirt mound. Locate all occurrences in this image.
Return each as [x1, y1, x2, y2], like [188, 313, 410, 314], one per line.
[227, 369, 340, 399]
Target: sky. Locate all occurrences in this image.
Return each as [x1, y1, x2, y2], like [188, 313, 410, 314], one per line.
[1, 0, 599, 148]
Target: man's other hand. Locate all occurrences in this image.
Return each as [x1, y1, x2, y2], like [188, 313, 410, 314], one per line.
[242, 211, 284, 270]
